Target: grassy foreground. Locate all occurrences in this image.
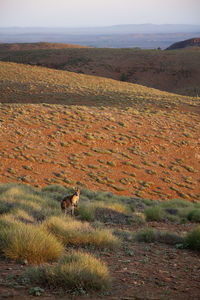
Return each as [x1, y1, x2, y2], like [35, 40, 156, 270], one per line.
[0, 183, 200, 295]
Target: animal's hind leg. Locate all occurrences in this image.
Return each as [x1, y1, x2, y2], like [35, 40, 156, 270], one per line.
[71, 206, 74, 216]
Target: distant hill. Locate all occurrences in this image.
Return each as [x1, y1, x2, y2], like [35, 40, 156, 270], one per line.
[166, 38, 200, 50]
[0, 42, 91, 52]
[0, 43, 200, 97]
[1, 24, 200, 48]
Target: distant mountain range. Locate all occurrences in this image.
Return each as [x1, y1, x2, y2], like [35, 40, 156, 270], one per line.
[0, 24, 200, 48]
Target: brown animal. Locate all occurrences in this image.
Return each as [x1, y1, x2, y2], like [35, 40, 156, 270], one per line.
[61, 188, 80, 216]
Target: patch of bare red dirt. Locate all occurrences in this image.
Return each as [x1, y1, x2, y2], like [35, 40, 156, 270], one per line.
[0, 104, 199, 201]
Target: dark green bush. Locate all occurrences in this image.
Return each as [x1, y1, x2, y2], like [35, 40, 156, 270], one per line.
[185, 226, 200, 251]
[187, 209, 200, 222]
[145, 207, 164, 221]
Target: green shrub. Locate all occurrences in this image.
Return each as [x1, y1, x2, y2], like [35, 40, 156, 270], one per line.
[143, 199, 157, 206]
[76, 204, 95, 221]
[42, 184, 68, 195]
[185, 226, 200, 251]
[134, 228, 183, 245]
[23, 251, 111, 292]
[134, 228, 156, 243]
[154, 231, 183, 245]
[187, 209, 200, 222]
[0, 202, 11, 214]
[0, 222, 64, 263]
[165, 214, 181, 223]
[41, 184, 71, 202]
[131, 214, 146, 225]
[161, 198, 192, 209]
[144, 207, 164, 221]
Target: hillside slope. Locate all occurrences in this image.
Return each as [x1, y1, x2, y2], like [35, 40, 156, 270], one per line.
[0, 61, 199, 111]
[0, 61, 199, 201]
[0, 43, 200, 97]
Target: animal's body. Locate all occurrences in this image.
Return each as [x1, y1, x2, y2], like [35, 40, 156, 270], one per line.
[61, 189, 80, 215]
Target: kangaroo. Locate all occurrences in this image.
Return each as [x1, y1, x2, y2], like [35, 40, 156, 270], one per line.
[61, 188, 80, 216]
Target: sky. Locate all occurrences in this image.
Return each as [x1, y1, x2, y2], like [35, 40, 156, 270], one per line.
[0, 0, 200, 28]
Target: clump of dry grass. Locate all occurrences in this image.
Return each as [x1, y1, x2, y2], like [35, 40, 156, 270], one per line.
[23, 250, 111, 292]
[76, 201, 127, 222]
[0, 222, 64, 263]
[42, 216, 120, 249]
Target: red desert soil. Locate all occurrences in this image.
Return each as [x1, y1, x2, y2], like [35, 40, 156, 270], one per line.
[0, 103, 199, 201]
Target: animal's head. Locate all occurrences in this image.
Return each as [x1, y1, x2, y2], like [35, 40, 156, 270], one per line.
[72, 188, 80, 207]
[74, 188, 80, 196]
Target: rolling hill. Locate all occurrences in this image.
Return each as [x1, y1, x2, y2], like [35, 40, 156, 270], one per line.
[0, 61, 199, 110]
[0, 61, 199, 201]
[0, 43, 200, 97]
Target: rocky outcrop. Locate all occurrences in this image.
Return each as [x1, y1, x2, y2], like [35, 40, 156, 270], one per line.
[166, 38, 200, 50]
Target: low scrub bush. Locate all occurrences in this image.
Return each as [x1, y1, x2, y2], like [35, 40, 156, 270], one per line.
[187, 209, 200, 222]
[0, 202, 11, 214]
[42, 184, 71, 202]
[0, 222, 64, 263]
[23, 251, 111, 292]
[134, 228, 183, 245]
[144, 207, 165, 221]
[76, 204, 95, 222]
[76, 201, 128, 222]
[185, 226, 200, 251]
[131, 214, 146, 225]
[134, 228, 156, 243]
[161, 198, 192, 209]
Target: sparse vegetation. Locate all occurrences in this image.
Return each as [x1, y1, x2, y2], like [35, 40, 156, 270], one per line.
[23, 250, 111, 292]
[144, 206, 165, 222]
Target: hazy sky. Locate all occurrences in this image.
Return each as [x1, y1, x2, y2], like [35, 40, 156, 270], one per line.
[0, 0, 200, 27]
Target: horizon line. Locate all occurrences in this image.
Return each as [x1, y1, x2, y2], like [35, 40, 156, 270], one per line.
[1, 23, 200, 29]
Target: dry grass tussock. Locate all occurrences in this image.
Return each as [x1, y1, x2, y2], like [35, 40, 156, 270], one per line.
[42, 216, 120, 249]
[0, 222, 64, 264]
[23, 250, 111, 292]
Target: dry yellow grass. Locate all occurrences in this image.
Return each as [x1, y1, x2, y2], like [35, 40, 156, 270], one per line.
[0, 61, 199, 109]
[42, 216, 120, 249]
[0, 223, 64, 264]
[23, 250, 111, 292]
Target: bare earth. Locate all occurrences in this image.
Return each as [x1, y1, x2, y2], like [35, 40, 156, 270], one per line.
[0, 104, 199, 201]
